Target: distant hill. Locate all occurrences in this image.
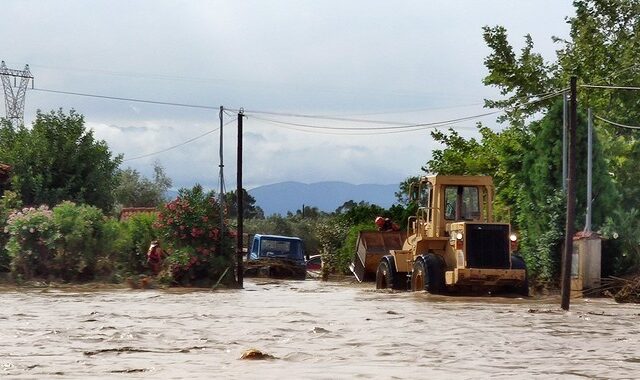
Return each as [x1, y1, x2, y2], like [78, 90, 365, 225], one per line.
[249, 181, 398, 216]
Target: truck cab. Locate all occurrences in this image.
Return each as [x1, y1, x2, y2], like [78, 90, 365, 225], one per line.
[248, 234, 307, 264]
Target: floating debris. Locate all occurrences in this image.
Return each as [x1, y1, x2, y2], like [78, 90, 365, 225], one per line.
[240, 348, 276, 360]
[527, 308, 559, 314]
[587, 275, 640, 303]
[126, 275, 155, 289]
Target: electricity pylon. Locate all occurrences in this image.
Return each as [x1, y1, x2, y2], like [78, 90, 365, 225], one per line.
[0, 61, 33, 126]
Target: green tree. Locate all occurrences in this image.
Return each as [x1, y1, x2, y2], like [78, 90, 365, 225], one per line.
[480, 0, 638, 277]
[0, 109, 122, 211]
[113, 162, 172, 208]
[334, 200, 384, 226]
[224, 188, 264, 219]
[424, 124, 528, 225]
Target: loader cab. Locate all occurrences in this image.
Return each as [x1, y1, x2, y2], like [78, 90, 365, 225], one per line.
[443, 185, 481, 222]
[410, 175, 495, 238]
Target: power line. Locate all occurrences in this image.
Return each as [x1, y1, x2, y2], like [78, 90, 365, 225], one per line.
[249, 111, 500, 135]
[32, 85, 563, 132]
[257, 116, 477, 135]
[122, 118, 236, 162]
[32, 87, 220, 110]
[594, 115, 640, 130]
[581, 84, 640, 91]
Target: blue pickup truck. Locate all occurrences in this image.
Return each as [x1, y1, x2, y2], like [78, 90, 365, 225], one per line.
[245, 234, 308, 279]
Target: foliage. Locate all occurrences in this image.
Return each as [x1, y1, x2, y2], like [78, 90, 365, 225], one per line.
[97, 218, 132, 280]
[600, 208, 640, 275]
[0, 109, 122, 212]
[316, 218, 349, 280]
[50, 202, 106, 281]
[482, 26, 558, 123]
[224, 188, 264, 219]
[334, 200, 385, 226]
[424, 124, 528, 226]
[0, 191, 22, 272]
[116, 211, 159, 274]
[114, 162, 172, 208]
[5, 205, 59, 279]
[156, 185, 234, 286]
[479, 0, 640, 278]
[517, 191, 566, 284]
[335, 222, 375, 274]
[395, 176, 420, 205]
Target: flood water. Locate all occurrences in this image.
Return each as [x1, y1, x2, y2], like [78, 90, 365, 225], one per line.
[1, 278, 639, 379]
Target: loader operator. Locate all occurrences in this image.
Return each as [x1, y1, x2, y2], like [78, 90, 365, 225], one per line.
[375, 216, 399, 232]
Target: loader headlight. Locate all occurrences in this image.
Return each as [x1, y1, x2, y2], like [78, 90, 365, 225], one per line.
[456, 232, 463, 240]
[510, 233, 518, 242]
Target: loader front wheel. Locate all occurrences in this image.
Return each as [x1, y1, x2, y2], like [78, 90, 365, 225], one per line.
[411, 259, 427, 291]
[376, 258, 396, 290]
[424, 253, 446, 294]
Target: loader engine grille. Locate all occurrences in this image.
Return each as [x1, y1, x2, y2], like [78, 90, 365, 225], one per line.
[465, 224, 510, 269]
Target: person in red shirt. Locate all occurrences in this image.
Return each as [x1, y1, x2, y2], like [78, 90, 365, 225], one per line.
[375, 216, 399, 232]
[147, 241, 163, 275]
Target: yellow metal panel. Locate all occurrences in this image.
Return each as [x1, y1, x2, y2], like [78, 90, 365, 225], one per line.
[453, 268, 525, 286]
[392, 250, 412, 273]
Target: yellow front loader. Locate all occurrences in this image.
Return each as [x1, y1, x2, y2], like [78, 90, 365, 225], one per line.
[351, 175, 528, 295]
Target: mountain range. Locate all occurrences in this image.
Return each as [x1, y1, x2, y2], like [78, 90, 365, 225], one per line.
[248, 181, 398, 216]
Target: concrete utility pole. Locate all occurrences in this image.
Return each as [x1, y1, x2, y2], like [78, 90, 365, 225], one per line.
[585, 108, 593, 233]
[0, 61, 33, 126]
[236, 108, 245, 287]
[561, 76, 578, 310]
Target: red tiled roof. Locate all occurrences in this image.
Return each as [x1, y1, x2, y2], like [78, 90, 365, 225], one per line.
[119, 207, 158, 221]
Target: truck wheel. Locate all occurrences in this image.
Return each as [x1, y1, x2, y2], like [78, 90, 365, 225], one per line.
[424, 253, 445, 294]
[510, 255, 529, 296]
[411, 259, 427, 291]
[376, 257, 399, 290]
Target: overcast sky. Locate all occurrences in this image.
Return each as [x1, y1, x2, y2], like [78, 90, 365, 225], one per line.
[2, 0, 575, 191]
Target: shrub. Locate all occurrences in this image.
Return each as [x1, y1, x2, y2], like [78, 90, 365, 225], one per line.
[0, 191, 22, 272]
[51, 201, 106, 281]
[156, 185, 234, 286]
[118, 212, 159, 274]
[336, 222, 375, 274]
[5, 205, 59, 279]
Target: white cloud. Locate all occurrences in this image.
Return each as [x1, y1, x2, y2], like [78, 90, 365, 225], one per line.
[3, 0, 575, 191]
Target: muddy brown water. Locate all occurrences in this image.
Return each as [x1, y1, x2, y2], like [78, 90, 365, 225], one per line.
[1, 278, 639, 379]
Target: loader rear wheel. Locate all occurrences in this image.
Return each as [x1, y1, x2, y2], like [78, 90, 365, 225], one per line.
[411, 259, 427, 291]
[376, 259, 396, 289]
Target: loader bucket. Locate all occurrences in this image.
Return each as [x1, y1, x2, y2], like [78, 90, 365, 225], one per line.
[350, 231, 405, 282]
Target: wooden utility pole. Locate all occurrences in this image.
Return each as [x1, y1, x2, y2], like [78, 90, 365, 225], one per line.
[561, 76, 578, 310]
[236, 108, 245, 288]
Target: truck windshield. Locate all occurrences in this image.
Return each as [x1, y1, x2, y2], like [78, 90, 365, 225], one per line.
[259, 239, 303, 260]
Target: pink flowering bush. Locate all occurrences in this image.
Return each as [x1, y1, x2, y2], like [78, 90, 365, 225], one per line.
[155, 185, 234, 286]
[5, 205, 59, 279]
[0, 191, 23, 272]
[5, 201, 113, 281]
